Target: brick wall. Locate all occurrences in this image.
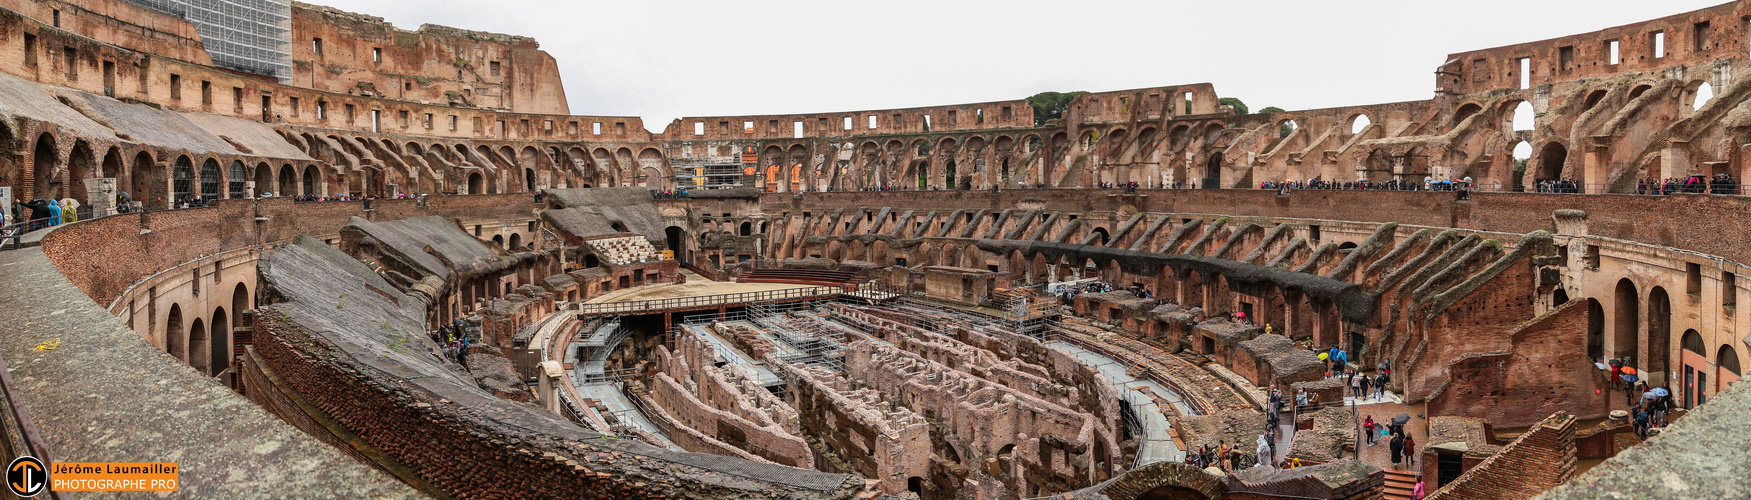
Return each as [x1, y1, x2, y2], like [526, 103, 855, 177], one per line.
[249, 306, 858, 499]
[40, 194, 541, 305]
[1425, 300, 1611, 427]
[1424, 412, 1576, 500]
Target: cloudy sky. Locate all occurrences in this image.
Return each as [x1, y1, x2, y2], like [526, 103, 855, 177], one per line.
[318, 0, 1723, 131]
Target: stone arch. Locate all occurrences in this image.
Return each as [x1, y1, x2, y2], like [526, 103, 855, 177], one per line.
[1582, 89, 1609, 112]
[166, 303, 184, 360]
[65, 139, 95, 202]
[1613, 279, 1639, 362]
[508, 233, 522, 251]
[1453, 102, 1484, 126]
[1538, 142, 1570, 185]
[1648, 287, 1671, 378]
[251, 162, 270, 196]
[1091, 227, 1110, 246]
[132, 150, 162, 209]
[1347, 112, 1373, 135]
[1587, 298, 1605, 360]
[228, 161, 247, 199]
[1182, 269, 1204, 309]
[173, 155, 195, 201]
[301, 164, 320, 196]
[210, 307, 228, 377]
[189, 317, 208, 374]
[199, 157, 221, 201]
[100, 146, 123, 181]
[33, 132, 61, 200]
[1719, 344, 1741, 379]
[638, 148, 667, 188]
[1093, 462, 1222, 500]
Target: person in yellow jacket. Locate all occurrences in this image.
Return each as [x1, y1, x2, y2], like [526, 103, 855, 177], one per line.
[59, 198, 79, 223]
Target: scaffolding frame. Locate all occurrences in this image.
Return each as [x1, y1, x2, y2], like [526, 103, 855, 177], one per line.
[127, 0, 293, 82]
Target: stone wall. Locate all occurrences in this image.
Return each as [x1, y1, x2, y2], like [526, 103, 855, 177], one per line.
[1425, 412, 1576, 500]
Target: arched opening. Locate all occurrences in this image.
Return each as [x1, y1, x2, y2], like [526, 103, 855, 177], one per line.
[277, 164, 295, 196]
[1628, 85, 1653, 100]
[131, 151, 160, 209]
[1648, 287, 1670, 379]
[100, 147, 122, 182]
[199, 158, 220, 202]
[491, 234, 504, 249]
[664, 226, 683, 256]
[1719, 345, 1741, 389]
[189, 318, 209, 374]
[1511, 141, 1532, 191]
[1091, 227, 1110, 246]
[1136, 485, 1210, 500]
[1583, 89, 1608, 111]
[210, 307, 228, 377]
[1613, 279, 1639, 362]
[468, 172, 483, 195]
[1538, 142, 1568, 185]
[173, 156, 194, 202]
[1349, 114, 1372, 135]
[739, 221, 752, 236]
[1682, 329, 1706, 408]
[1204, 153, 1223, 187]
[1692, 81, 1714, 110]
[38, 136, 68, 200]
[1454, 103, 1483, 125]
[166, 304, 184, 359]
[1586, 298, 1605, 360]
[525, 167, 537, 192]
[1277, 119, 1298, 139]
[1512, 101, 1535, 132]
[1553, 287, 1569, 305]
[611, 222, 629, 233]
[944, 160, 958, 189]
[228, 161, 246, 199]
[584, 254, 600, 268]
[508, 233, 522, 251]
[253, 162, 271, 197]
[907, 477, 923, 495]
[301, 165, 318, 196]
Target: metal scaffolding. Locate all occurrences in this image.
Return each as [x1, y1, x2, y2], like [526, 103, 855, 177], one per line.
[127, 0, 293, 82]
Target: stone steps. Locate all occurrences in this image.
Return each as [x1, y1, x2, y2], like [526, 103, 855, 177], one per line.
[1383, 468, 1418, 500]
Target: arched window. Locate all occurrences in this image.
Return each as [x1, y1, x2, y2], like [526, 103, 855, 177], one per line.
[173, 157, 194, 201]
[199, 159, 220, 202]
[228, 161, 246, 199]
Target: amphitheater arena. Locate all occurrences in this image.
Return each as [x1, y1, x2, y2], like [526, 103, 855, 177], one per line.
[0, 0, 1747, 498]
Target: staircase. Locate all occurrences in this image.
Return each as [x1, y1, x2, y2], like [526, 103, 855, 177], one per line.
[1383, 468, 1418, 500]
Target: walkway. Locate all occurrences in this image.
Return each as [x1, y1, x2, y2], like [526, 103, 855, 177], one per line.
[1046, 340, 1188, 465]
[576, 382, 678, 450]
[585, 270, 812, 304]
[679, 324, 783, 386]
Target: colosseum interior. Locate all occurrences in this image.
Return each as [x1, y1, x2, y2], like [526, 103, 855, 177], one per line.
[0, 0, 1747, 498]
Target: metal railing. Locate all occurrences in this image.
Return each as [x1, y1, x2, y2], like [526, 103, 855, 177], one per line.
[0, 348, 71, 500]
[574, 285, 846, 316]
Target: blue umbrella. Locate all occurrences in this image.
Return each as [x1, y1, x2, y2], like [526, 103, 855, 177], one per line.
[1623, 373, 1639, 383]
[1651, 387, 1670, 397]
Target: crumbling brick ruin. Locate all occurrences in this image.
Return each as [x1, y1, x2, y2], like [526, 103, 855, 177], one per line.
[2, 0, 1750, 498]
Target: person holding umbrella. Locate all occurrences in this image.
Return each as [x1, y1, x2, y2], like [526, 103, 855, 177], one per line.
[1621, 367, 1640, 406]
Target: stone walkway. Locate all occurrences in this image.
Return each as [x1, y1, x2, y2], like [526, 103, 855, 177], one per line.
[0, 248, 420, 498]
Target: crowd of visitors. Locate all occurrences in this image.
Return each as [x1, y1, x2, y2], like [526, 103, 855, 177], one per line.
[1260, 177, 1472, 192]
[652, 188, 689, 199]
[1636, 173, 1739, 195]
[431, 320, 472, 369]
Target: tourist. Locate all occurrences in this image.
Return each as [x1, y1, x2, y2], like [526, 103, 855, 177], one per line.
[1374, 372, 1388, 400]
[14, 199, 51, 230]
[1402, 433, 1416, 468]
[1632, 405, 1648, 438]
[60, 197, 79, 223]
[116, 191, 132, 214]
[1389, 433, 1404, 469]
[1349, 370, 1362, 398]
[1609, 360, 1622, 389]
[1256, 434, 1271, 468]
[1413, 476, 1426, 500]
[1217, 441, 1231, 471]
[1336, 348, 1348, 370]
[1360, 373, 1372, 401]
[1364, 415, 1377, 446]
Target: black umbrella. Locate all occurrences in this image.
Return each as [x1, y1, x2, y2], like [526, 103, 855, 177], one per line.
[1393, 413, 1411, 425]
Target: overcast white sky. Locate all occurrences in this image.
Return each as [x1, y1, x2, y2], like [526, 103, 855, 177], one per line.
[321, 0, 1724, 131]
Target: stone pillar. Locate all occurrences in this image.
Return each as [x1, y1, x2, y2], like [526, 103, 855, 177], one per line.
[1662, 141, 1691, 180]
[1585, 136, 1611, 194]
[244, 180, 256, 199]
[84, 178, 116, 217]
[539, 360, 563, 414]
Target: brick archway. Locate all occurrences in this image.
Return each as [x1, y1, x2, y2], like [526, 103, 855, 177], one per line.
[1095, 462, 1222, 500]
